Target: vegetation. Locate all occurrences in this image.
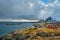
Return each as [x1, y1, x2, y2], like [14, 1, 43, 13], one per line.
[0, 27, 60, 40]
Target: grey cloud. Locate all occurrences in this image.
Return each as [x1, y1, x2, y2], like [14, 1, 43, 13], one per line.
[0, 0, 60, 20]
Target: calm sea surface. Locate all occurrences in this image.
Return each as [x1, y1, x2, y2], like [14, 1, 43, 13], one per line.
[0, 22, 35, 37]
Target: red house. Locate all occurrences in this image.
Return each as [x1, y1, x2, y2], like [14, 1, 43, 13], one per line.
[47, 24, 56, 29]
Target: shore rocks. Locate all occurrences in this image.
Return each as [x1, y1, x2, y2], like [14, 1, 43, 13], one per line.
[0, 27, 60, 40]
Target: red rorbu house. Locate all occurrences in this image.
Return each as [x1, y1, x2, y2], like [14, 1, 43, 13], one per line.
[47, 24, 57, 29]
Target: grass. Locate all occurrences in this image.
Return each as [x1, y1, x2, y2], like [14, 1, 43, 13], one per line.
[1, 23, 60, 40]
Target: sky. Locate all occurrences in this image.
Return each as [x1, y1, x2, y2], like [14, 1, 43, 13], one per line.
[0, 0, 60, 20]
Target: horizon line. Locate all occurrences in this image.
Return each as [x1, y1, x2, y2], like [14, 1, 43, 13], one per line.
[0, 19, 39, 22]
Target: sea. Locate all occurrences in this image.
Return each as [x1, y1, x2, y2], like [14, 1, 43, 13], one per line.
[0, 22, 36, 37]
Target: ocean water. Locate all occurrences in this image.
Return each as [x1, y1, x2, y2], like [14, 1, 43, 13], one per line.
[0, 22, 35, 37]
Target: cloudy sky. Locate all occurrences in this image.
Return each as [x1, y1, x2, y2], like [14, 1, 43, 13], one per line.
[0, 0, 60, 20]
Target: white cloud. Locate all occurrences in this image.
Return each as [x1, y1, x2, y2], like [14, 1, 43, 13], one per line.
[40, 10, 46, 15]
[38, 5, 54, 19]
[39, 0, 58, 7]
[37, 0, 60, 20]
[39, 1, 48, 7]
[28, 2, 34, 8]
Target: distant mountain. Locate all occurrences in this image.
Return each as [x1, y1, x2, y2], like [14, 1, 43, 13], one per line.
[46, 17, 53, 21]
